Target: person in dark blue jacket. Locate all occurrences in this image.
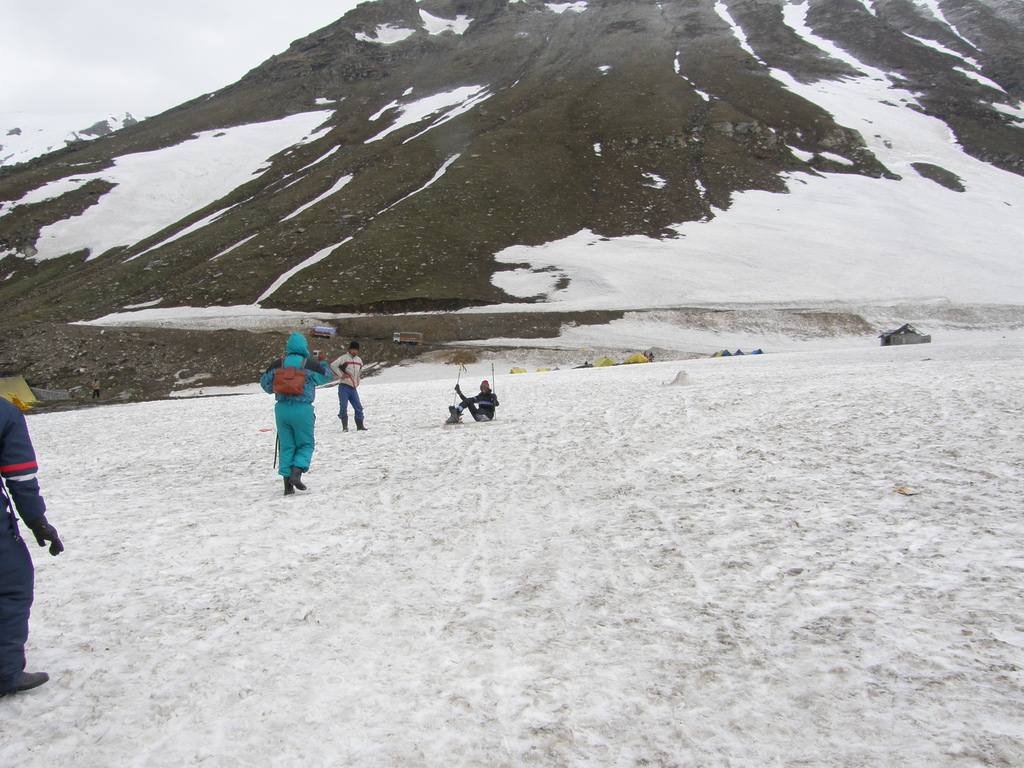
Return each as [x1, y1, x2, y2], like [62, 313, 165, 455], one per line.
[1, 398, 63, 697]
[446, 380, 499, 423]
[260, 332, 335, 495]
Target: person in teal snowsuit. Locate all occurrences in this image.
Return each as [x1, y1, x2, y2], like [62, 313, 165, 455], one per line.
[260, 333, 334, 495]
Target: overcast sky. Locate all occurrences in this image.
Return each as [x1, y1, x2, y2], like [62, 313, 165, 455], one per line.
[0, 1, 362, 118]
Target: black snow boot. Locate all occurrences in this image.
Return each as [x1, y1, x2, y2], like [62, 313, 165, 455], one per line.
[289, 467, 307, 491]
[355, 418, 368, 431]
[283, 477, 294, 496]
[340, 415, 349, 432]
[445, 406, 460, 424]
[1, 672, 49, 696]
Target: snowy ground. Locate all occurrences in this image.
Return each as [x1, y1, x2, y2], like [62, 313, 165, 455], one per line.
[2, 328, 1023, 766]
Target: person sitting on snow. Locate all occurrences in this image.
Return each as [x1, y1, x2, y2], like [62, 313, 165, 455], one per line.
[447, 380, 499, 423]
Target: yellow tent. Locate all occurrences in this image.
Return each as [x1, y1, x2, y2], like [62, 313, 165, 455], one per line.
[536, 368, 551, 373]
[509, 367, 528, 374]
[1, 376, 37, 410]
[592, 357, 616, 367]
[623, 353, 650, 364]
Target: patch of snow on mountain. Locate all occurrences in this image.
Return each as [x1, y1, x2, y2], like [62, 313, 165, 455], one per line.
[489, 152, 1024, 309]
[546, 2, 588, 13]
[781, 1, 890, 80]
[23, 111, 332, 262]
[483, 10, 1024, 311]
[420, 10, 472, 35]
[911, 0, 980, 51]
[0, 112, 135, 167]
[365, 86, 491, 144]
[258, 240, 353, 302]
[903, 33, 982, 71]
[819, 152, 854, 166]
[126, 204, 240, 263]
[281, 175, 354, 222]
[953, 67, 1007, 93]
[642, 172, 667, 188]
[992, 101, 1024, 126]
[355, 25, 416, 44]
[713, 2, 763, 61]
[78, 304, 330, 330]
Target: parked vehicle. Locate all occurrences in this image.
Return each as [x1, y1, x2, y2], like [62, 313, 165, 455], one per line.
[392, 332, 423, 345]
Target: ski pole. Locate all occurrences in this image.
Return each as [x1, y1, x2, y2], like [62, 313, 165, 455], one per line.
[453, 363, 463, 406]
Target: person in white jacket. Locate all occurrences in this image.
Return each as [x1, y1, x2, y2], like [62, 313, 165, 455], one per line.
[330, 341, 367, 431]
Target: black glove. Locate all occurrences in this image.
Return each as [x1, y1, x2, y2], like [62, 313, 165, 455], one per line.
[26, 515, 64, 556]
[455, 385, 463, 396]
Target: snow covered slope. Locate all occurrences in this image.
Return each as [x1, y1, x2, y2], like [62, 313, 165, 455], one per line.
[5, 329, 1024, 765]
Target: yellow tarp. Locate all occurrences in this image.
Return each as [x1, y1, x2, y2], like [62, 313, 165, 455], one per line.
[592, 357, 616, 367]
[623, 353, 650, 364]
[0, 376, 37, 408]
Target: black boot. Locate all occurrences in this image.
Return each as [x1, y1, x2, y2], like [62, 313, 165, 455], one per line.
[16, 672, 48, 693]
[355, 418, 368, 431]
[340, 415, 348, 432]
[1, 671, 49, 696]
[283, 477, 294, 496]
[445, 406, 460, 424]
[289, 467, 307, 491]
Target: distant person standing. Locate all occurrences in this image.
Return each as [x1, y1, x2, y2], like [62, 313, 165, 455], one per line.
[331, 341, 367, 431]
[90, 380, 100, 399]
[0, 398, 64, 698]
[260, 333, 335, 495]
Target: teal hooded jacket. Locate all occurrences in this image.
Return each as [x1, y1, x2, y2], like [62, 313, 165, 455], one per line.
[260, 332, 334, 403]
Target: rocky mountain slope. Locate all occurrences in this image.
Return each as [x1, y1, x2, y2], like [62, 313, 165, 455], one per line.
[1, 0, 1022, 400]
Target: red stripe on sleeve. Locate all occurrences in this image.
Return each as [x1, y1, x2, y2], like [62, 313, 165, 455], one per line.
[0, 460, 38, 473]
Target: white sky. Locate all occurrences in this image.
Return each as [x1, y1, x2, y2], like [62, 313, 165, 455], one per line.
[0, 1, 361, 117]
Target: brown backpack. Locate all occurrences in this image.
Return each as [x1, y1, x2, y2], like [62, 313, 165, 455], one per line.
[271, 359, 306, 396]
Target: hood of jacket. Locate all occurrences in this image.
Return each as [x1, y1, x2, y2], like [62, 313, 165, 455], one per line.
[286, 332, 310, 358]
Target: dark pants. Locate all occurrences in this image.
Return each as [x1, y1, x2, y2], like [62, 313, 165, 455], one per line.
[337, 385, 363, 420]
[461, 402, 492, 422]
[0, 513, 34, 694]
